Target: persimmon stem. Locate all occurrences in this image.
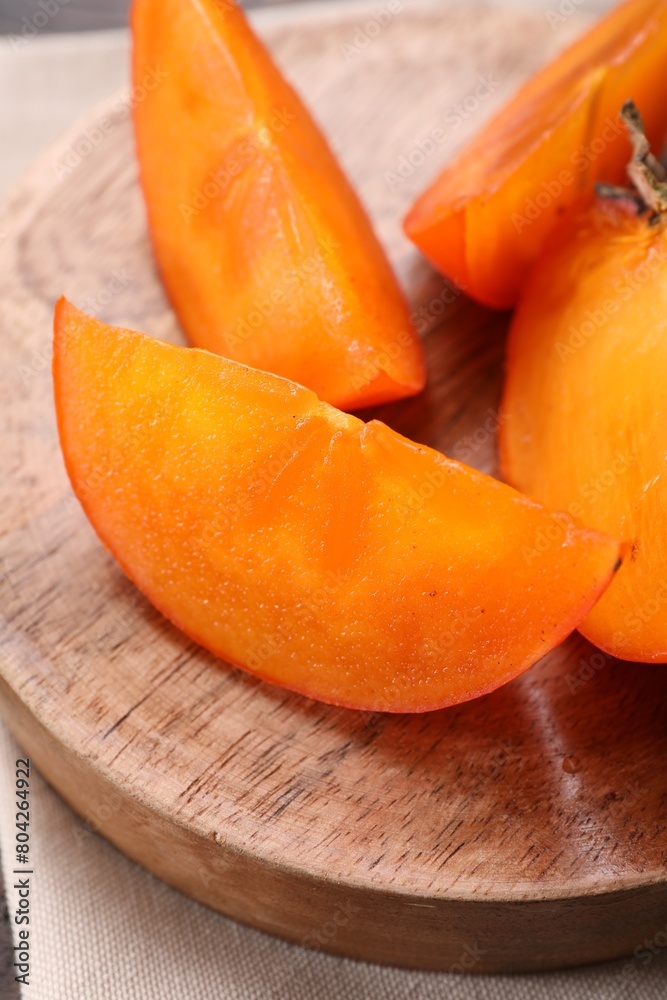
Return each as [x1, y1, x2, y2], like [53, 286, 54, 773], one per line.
[621, 100, 667, 216]
[595, 182, 645, 212]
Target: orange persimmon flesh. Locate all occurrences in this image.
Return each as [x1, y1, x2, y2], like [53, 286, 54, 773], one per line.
[404, 0, 667, 309]
[131, 0, 425, 411]
[54, 299, 622, 711]
[500, 195, 667, 662]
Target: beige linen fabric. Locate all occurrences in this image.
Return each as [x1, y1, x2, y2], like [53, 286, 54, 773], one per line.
[2, 15, 667, 1000]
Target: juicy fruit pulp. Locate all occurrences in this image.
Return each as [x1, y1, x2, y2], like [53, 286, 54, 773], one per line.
[404, 0, 667, 309]
[132, 0, 425, 410]
[500, 198, 667, 662]
[54, 299, 622, 711]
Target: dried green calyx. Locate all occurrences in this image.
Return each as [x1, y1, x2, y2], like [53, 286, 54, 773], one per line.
[622, 100, 667, 215]
[596, 100, 667, 218]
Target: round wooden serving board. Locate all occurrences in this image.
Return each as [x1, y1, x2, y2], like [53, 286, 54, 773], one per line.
[1, 0, 666, 974]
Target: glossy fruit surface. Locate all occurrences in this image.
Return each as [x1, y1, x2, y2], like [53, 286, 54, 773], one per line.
[500, 194, 667, 661]
[132, 0, 425, 410]
[404, 0, 667, 309]
[54, 299, 622, 710]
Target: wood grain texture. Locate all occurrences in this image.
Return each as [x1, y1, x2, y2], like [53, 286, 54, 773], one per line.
[1, 0, 667, 973]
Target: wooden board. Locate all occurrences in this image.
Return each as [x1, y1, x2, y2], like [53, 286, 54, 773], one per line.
[1, 0, 667, 974]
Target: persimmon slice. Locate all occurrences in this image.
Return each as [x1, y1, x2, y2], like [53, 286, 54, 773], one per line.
[54, 299, 621, 711]
[131, 0, 425, 410]
[500, 189, 667, 663]
[404, 0, 667, 309]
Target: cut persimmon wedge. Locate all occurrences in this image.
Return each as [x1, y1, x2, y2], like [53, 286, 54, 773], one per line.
[500, 174, 667, 662]
[404, 0, 667, 309]
[54, 299, 621, 712]
[131, 0, 425, 411]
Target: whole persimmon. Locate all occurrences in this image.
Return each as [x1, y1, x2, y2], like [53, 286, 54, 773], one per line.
[405, 0, 667, 309]
[132, 0, 425, 410]
[54, 299, 621, 712]
[500, 104, 667, 662]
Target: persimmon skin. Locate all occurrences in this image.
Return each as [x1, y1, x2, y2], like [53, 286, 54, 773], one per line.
[54, 299, 621, 711]
[404, 0, 667, 309]
[131, 0, 425, 411]
[500, 197, 667, 662]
